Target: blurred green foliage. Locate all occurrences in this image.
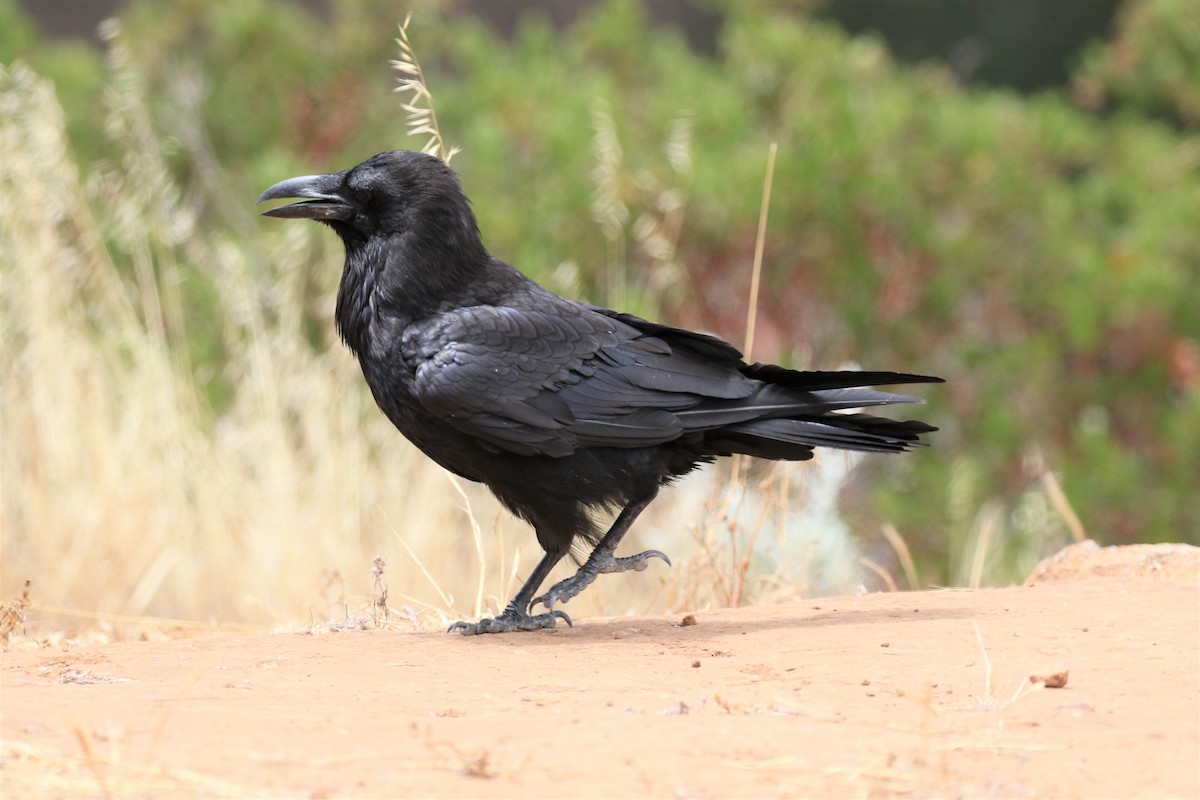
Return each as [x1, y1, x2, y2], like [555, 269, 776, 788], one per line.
[1074, 0, 1200, 127]
[3, 0, 1197, 584]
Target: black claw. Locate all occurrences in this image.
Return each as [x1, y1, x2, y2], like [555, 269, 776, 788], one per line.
[614, 549, 670, 571]
[532, 547, 673, 611]
[447, 606, 571, 635]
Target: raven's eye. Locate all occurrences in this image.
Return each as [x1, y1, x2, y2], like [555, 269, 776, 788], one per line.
[353, 187, 372, 205]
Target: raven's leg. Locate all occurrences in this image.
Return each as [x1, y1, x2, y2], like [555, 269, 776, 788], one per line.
[448, 549, 571, 635]
[531, 488, 669, 611]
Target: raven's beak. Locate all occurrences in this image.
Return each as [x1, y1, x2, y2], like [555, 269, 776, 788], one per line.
[257, 172, 353, 220]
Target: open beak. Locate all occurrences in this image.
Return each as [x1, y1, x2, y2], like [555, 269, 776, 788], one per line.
[257, 172, 352, 220]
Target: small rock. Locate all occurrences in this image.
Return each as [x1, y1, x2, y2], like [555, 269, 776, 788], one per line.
[1030, 670, 1070, 688]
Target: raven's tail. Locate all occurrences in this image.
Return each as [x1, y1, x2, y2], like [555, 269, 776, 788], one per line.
[691, 369, 942, 461]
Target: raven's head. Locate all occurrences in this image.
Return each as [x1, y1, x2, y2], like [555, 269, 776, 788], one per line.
[259, 150, 490, 352]
[258, 150, 483, 252]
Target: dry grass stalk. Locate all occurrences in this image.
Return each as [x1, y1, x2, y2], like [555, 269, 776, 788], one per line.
[1038, 463, 1088, 543]
[858, 556, 899, 591]
[742, 142, 778, 360]
[968, 502, 1002, 590]
[880, 523, 920, 590]
[969, 620, 1044, 710]
[590, 103, 629, 307]
[438, 469, 491, 618]
[392, 13, 460, 164]
[727, 143, 779, 495]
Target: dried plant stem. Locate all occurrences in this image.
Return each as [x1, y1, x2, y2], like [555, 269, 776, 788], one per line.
[728, 142, 778, 494]
[743, 142, 778, 359]
[389, 522, 455, 613]
[392, 13, 459, 163]
[969, 502, 1002, 590]
[1040, 468, 1088, 543]
[859, 556, 899, 592]
[590, 104, 628, 308]
[441, 469, 487, 618]
[881, 523, 920, 590]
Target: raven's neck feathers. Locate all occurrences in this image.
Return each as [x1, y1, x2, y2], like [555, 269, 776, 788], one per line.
[334, 193, 489, 357]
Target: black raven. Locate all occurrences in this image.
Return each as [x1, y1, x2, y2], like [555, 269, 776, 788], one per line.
[259, 150, 941, 635]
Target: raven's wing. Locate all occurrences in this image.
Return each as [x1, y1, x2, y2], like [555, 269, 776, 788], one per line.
[405, 302, 938, 458]
[402, 302, 756, 457]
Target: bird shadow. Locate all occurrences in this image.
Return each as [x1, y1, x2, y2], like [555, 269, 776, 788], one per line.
[445, 601, 979, 647]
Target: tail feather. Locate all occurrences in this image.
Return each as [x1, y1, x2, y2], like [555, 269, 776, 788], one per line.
[590, 309, 942, 459]
[676, 383, 924, 431]
[741, 364, 944, 391]
[722, 415, 935, 456]
[697, 368, 941, 461]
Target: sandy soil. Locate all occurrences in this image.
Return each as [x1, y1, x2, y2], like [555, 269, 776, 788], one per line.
[2, 544, 1197, 799]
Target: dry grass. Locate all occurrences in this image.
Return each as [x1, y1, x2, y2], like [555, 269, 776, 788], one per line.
[966, 621, 1044, 711]
[392, 13, 460, 164]
[1, 56, 492, 635]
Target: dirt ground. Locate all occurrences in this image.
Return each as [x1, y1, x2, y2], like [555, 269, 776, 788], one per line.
[2, 543, 1198, 799]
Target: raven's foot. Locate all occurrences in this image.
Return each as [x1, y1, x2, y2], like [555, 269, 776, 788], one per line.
[532, 548, 671, 610]
[447, 604, 572, 635]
